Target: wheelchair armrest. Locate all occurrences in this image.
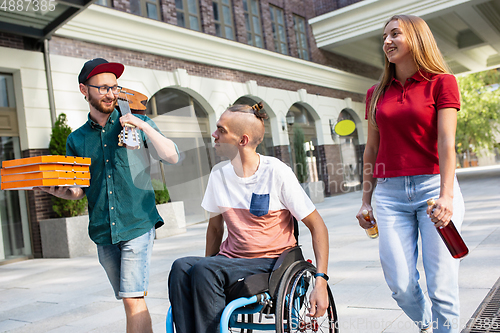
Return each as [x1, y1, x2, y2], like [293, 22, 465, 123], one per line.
[271, 246, 304, 272]
[268, 246, 305, 297]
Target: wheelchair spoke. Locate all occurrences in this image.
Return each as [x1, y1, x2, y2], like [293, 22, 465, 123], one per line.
[275, 261, 338, 333]
[287, 268, 336, 332]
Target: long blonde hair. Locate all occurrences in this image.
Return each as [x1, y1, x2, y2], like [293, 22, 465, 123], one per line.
[368, 15, 451, 129]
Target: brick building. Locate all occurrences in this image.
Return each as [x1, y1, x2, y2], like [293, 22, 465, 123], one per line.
[1, 0, 378, 261]
[3, 0, 497, 262]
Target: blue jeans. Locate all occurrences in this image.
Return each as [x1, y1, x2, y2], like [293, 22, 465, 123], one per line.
[97, 227, 155, 299]
[168, 255, 276, 333]
[374, 174, 465, 333]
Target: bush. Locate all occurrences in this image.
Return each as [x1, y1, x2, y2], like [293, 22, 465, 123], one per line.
[152, 179, 170, 204]
[49, 113, 87, 218]
[52, 196, 87, 218]
[49, 114, 72, 155]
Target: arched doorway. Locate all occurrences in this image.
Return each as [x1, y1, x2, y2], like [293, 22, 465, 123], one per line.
[337, 109, 362, 189]
[286, 103, 319, 183]
[146, 88, 213, 224]
[233, 96, 274, 157]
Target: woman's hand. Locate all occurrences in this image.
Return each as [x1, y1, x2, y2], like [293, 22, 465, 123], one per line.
[426, 196, 453, 228]
[356, 204, 376, 229]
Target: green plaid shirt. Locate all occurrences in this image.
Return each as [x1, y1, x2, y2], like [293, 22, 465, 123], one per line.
[66, 109, 174, 245]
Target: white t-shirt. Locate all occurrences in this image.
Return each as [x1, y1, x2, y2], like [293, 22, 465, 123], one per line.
[201, 155, 316, 258]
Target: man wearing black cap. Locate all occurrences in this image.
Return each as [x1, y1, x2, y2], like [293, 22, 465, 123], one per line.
[39, 58, 179, 332]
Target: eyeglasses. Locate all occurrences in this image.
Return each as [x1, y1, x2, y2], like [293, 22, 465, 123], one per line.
[87, 84, 122, 95]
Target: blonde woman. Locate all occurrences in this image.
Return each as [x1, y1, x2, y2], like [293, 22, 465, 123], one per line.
[356, 15, 465, 333]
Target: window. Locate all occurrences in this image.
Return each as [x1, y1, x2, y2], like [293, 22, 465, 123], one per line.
[212, 0, 234, 40]
[146, 1, 159, 20]
[0, 74, 31, 261]
[176, 0, 201, 31]
[269, 5, 287, 55]
[293, 15, 309, 60]
[94, 0, 111, 7]
[128, 0, 161, 19]
[242, 0, 263, 48]
[129, 0, 160, 20]
[0, 74, 15, 108]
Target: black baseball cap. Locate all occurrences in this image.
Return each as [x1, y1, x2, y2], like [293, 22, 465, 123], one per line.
[78, 58, 124, 84]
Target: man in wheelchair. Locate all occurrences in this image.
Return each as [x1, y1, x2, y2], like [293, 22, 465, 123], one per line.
[168, 102, 330, 333]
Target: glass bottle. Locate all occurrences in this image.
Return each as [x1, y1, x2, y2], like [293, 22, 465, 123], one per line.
[362, 209, 379, 239]
[427, 199, 469, 259]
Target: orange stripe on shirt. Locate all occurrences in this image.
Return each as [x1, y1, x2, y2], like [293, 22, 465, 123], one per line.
[218, 208, 296, 259]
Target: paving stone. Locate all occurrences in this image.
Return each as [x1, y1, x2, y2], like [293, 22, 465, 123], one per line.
[0, 165, 499, 333]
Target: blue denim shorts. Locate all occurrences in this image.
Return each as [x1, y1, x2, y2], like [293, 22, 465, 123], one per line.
[97, 227, 155, 299]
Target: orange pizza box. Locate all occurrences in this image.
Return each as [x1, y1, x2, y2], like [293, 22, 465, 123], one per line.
[2, 155, 91, 169]
[1, 171, 90, 183]
[1, 164, 89, 175]
[1, 178, 90, 190]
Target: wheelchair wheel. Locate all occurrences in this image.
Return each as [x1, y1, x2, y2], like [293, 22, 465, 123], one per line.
[275, 261, 338, 333]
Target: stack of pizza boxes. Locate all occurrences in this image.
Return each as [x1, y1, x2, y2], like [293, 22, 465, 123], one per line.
[1, 155, 91, 190]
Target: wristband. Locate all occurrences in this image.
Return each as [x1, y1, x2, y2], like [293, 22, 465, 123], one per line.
[314, 273, 329, 281]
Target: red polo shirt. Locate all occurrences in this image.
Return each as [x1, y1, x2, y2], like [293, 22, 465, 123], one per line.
[365, 71, 460, 178]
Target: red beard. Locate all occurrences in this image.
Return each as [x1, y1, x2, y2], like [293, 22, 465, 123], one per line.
[89, 93, 117, 114]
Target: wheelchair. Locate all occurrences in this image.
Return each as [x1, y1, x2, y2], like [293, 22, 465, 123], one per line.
[166, 218, 339, 333]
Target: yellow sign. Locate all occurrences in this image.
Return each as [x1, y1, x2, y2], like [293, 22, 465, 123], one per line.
[334, 119, 356, 136]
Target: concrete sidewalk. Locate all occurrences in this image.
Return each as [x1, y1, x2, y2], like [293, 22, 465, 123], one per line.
[1, 165, 499, 333]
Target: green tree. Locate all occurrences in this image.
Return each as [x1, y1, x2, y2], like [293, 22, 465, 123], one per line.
[49, 113, 87, 218]
[293, 126, 308, 183]
[456, 70, 500, 166]
[49, 114, 72, 155]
